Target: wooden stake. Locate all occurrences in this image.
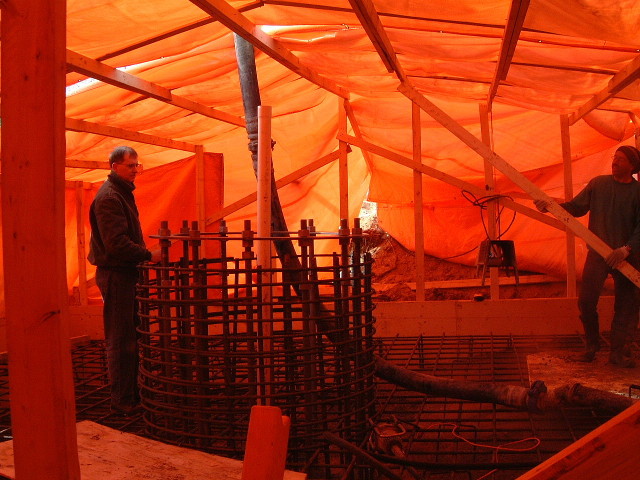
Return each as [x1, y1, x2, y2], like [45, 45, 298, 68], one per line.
[257, 106, 273, 403]
[1, 0, 81, 477]
[412, 103, 425, 301]
[479, 104, 500, 299]
[339, 98, 349, 220]
[560, 115, 577, 297]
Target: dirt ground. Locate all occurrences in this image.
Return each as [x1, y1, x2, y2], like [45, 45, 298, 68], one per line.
[364, 224, 574, 302]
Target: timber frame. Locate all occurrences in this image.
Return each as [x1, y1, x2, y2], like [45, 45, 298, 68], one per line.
[3, 1, 640, 478]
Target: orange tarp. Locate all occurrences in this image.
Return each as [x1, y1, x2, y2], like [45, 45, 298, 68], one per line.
[3, 0, 640, 316]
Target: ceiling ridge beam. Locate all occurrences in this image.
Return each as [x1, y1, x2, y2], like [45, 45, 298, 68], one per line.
[66, 117, 198, 153]
[67, 50, 245, 127]
[487, 0, 530, 106]
[188, 0, 349, 98]
[568, 54, 640, 125]
[347, 0, 405, 81]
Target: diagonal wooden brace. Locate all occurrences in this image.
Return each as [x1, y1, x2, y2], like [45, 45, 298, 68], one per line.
[398, 82, 640, 287]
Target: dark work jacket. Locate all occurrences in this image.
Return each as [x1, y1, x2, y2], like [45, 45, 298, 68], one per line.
[88, 172, 151, 270]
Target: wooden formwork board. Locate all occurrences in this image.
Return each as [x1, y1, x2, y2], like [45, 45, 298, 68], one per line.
[0, 421, 306, 480]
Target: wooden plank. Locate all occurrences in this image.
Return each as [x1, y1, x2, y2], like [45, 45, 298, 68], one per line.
[67, 49, 172, 101]
[412, 103, 425, 301]
[1, 0, 81, 477]
[189, 0, 348, 98]
[517, 401, 640, 479]
[487, 0, 530, 104]
[75, 182, 89, 306]
[0, 421, 306, 480]
[347, 0, 406, 80]
[569, 54, 640, 125]
[338, 98, 349, 220]
[479, 103, 500, 298]
[560, 115, 577, 297]
[337, 132, 566, 231]
[66, 159, 110, 170]
[374, 297, 589, 337]
[67, 50, 245, 127]
[66, 117, 197, 152]
[206, 150, 340, 224]
[398, 81, 640, 287]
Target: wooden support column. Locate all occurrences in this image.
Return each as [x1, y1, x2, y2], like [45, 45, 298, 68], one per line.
[479, 104, 500, 299]
[1, 0, 81, 478]
[75, 182, 89, 305]
[561, 115, 577, 297]
[257, 105, 273, 403]
[194, 145, 206, 257]
[338, 98, 349, 221]
[412, 103, 425, 301]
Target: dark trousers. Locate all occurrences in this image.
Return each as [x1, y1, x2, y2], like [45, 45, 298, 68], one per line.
[578, 250, 640, 354]
[96, 267, 141, 407]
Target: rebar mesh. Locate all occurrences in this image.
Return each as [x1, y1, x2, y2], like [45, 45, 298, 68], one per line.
[136, 218, 377, 474]
[0, 334, 630, 479]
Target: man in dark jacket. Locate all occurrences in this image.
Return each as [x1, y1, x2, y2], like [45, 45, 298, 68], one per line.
[89, 146, 159, 413]
[535, 145, 640, 367]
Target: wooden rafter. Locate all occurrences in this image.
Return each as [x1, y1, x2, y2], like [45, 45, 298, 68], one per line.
[338, 132, 564, 231]
[188, 0, 349, 98]
[347, 0, 405, 80]
[568, 54, 640, 125]
[96, 1, 264, 62]
[65, 159, 110, 170]
[66, 117, 198, 153]
[398, 81, 640, 286]
[487, 0, 530, 105]
[67, 50, 245, 127]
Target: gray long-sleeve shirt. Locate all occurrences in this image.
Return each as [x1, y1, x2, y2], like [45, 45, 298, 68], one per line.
[561, 175, 640, 252]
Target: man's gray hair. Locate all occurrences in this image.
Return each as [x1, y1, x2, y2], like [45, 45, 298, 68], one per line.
[109, 146, 138, 165]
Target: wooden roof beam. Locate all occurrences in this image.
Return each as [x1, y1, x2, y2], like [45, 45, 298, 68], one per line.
[65, 117, 198, 153]
[67, 50, 245, 127]
[347, 0, 406, 81]
[188, 0, 349, 98]
[96, 1, 264, 62]
[487, 0, 530, 106]
[568, 54, 640, 125]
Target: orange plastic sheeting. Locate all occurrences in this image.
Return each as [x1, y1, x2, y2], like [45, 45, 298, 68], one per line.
[4, 0, 640, 307]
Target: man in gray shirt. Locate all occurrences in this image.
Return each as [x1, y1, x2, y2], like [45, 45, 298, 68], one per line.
[536, 145, 640, 367]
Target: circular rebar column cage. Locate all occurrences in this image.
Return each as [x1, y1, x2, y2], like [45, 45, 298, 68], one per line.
[137, 218, 377, 473]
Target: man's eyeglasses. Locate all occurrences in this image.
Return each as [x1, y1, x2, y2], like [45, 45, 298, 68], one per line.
[116, 162, 143, 171]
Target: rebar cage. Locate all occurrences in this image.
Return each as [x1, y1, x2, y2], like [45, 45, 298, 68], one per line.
[137, 218, 377, 474]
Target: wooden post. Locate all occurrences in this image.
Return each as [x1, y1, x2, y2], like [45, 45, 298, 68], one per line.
[241, 406, 291, 480]
[75, 182, 89, 305]
[257, 105, 273, 403]
[412, 103, 425, 301]
[338, 98, 349, 221]
[195, 145, 206, 257]
[479, 104, 500, 299]
[1, 0, 81, 478]
[560, 115, 577, 297]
